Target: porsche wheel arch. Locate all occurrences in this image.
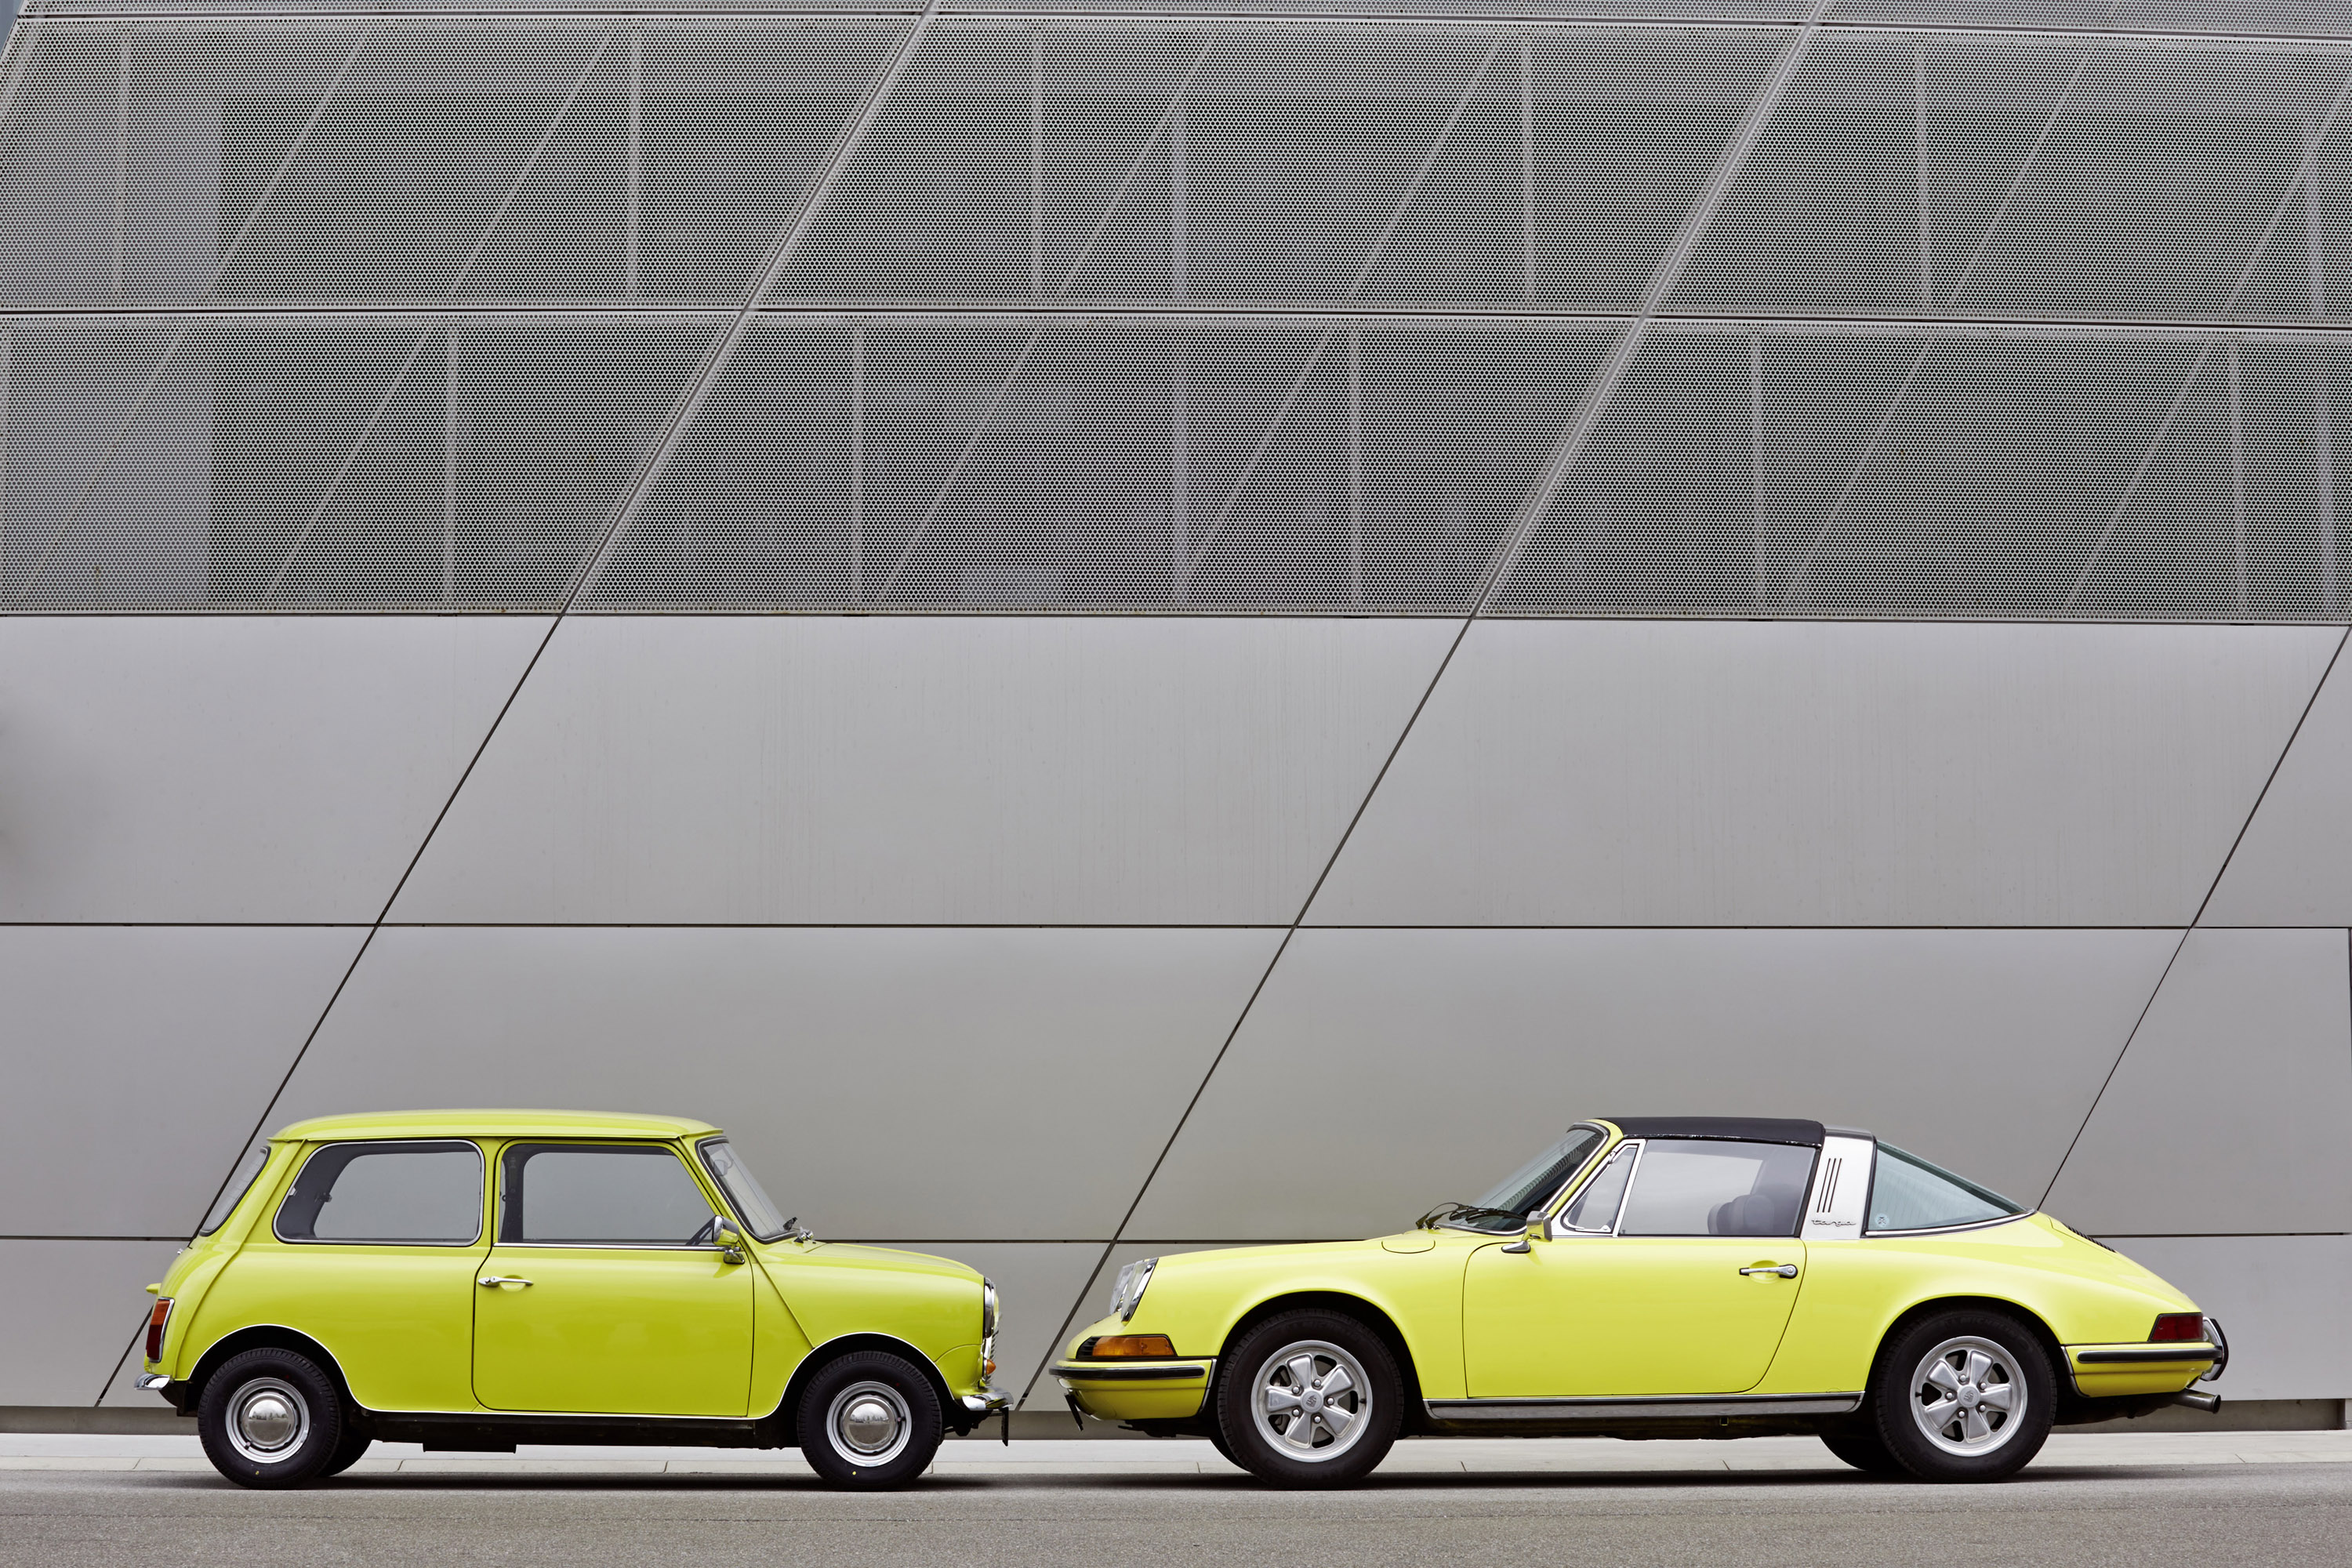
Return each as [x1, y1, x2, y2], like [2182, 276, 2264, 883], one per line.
[1864, 1296, 2067, 1398]
[770, 1333, 961, 1440]
[1217, 1292, 1432, 1433]
[183, 1325, 357, 1423]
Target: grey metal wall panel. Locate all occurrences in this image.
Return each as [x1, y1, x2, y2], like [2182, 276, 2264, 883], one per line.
[2099, 1236, 2352, 1402]
[388, 616, 1450, 926]
[2204, 642, 2352, 926]
[0, 925, 362, 1237]
[0, 616, 546, 922]
[269, 925, 1282, 1241]
[0, 1240, 183, 1406]
[913, 1242, 1109, 1412]
[1308, 622, 2335, 927]
[2042, 928, 2352, 1235]
[1125, 927, 2176, 1240]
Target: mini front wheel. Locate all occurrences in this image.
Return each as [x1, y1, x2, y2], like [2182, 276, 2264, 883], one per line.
[795, 1351, 944, 1489]
[1214, 1310, 1402, 1488]
[197, 1347, 347, 1489]
[1871, 1311, 2054, 1482]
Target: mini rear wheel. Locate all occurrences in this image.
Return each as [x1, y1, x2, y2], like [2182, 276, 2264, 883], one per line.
[795, 1351, 943, 1489]
[1871, 1310, 2054, 1482]
[198, 1347, 345, 1489]
[1214, 1310, 1402, 1488]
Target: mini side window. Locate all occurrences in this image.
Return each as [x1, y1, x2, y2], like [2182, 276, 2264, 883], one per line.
[274, 1141, 483, 1245]
[499, 1143, 719, 1246]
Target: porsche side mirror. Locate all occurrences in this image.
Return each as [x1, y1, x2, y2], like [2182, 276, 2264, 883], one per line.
[1501, 1213, 1546, 1254]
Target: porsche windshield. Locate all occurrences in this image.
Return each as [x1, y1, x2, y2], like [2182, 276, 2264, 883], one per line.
[1428, 1126, 1608, 1234]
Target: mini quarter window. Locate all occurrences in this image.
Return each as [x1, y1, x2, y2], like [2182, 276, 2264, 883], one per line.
[273, 1141, 483, 1246]
[197, 1142, 272, 1237]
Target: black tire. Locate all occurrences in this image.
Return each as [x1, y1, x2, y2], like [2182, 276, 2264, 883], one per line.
[1214, 1310, 1403, 1489]
[197, 1348, 346, 1489]
[1820, 1425, 1905, 1477]
[318, 1425, 373, 1479]
[1871, 1310, 2055, 1483]
[1204, 1421, 1242, 1470]
[794, 1351, 944, 1490]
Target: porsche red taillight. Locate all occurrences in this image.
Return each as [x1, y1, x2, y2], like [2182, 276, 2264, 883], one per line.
[145, 1298, 173, 1362]
[2150, 1312, 2205, 1343]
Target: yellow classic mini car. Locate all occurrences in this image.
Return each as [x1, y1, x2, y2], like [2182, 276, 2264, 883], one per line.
[135, 1111, 1007, 1489]
[1054, 1117, 2225, 1486]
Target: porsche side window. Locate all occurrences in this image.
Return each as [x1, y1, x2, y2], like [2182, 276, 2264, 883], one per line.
[1560, 1145, 1637, 1232]
[1867, 1143, 2024, 1232]
[1616, 1139, 1814, 1238]
[274, 1141, 483, 1245]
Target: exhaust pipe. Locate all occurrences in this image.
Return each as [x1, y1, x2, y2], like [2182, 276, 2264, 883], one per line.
[2168, 1389, 2222, 1414]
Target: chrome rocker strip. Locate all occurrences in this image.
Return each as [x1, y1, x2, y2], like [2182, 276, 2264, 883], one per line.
[1425, 1392, 1863, 1424]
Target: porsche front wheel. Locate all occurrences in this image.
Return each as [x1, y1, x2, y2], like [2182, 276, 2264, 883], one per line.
[1214, 1310, 1402, 1488]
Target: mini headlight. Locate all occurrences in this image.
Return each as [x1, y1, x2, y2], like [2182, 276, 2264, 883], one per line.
[981, 1279, 999, 1339]
[1109, 1258, 1157, 1322]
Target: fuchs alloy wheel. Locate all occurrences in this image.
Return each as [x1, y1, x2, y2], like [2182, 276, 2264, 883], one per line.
[197, 1348, 346, 1489]
[795, 1351, 944, 1489]
[1871, 1311, 2054, 1482]
[1215, 1310, 1403, 1488]
[1819, 1425, 1905, 1477]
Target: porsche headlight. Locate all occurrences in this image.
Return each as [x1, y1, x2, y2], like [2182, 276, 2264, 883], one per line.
[1109, 1258, 1156, 1322]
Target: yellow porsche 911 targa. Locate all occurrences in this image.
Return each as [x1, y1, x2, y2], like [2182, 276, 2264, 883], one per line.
[1054, 1117, 2223, 1486]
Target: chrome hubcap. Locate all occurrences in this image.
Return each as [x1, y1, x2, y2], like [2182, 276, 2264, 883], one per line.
[225, 1376, 310, 1465]
[1250, 1340, 1370, 1463]
[827, 1381, 912, 1465]
[1911, 1337, 2024, 1457]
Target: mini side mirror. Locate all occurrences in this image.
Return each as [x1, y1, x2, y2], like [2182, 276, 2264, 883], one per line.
[711, 1217, 746, 1264]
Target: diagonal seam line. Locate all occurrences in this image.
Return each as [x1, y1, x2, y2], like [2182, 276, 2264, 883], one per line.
[1023, 0, 1835, 1414]
[97, 12, 953, 1404]
[2037, 625, 2351, 1211]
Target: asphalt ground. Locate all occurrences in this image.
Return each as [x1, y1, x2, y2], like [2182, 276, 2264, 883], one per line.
[2, 1433, 2346, 1567]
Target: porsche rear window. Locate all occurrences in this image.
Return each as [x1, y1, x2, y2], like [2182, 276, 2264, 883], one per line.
[1867, 1144, 2023, 1233]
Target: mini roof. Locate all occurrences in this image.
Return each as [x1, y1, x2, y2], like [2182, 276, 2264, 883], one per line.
[1601, 1116, 1834, 1147]
[272, 1109, 720, 1142]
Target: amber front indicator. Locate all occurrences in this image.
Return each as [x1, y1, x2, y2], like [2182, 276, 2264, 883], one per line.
[1088, 1334, 1177, 1359]
[2149, 1313, 2205, 1343]
[145, 1298, 173, 1362]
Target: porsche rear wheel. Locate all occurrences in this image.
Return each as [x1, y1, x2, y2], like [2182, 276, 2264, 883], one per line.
[1871, 1311, 2054, 1482]
[1214, 1310, 1402, 1488]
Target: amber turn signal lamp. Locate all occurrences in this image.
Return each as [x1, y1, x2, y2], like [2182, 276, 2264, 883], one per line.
[2149, 1312, 2205, 1343]
[1088, 1334, 1177, 1359]
[145, 1298, 173, 1362]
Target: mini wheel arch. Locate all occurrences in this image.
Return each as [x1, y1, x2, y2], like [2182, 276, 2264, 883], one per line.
[773, 1334, 962, 1440]
[1217, 1293, 1428, 1434]
[183, 1326, 360, 1427]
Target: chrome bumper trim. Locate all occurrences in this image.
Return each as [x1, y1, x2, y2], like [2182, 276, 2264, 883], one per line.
[134, 1374, 171, 1392]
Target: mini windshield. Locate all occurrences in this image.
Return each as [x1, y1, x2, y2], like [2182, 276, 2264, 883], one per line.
[698, 1138, 790, 1243]
[1428, 1126, 1607, 1234]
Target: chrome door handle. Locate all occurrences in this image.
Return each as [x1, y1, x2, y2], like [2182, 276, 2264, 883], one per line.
[1739, 1265, 1798, 1278]
[477, 1276, 533, 1289]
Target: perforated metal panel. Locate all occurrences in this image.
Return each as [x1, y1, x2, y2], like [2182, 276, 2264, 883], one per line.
[4, 2, 2352, 617]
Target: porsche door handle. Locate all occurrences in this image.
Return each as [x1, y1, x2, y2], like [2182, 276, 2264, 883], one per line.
[1738, 1265, 1798, 1279]
[477, 1276, 533, 1289]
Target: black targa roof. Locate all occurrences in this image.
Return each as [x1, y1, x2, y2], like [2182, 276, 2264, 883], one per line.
[1602, 1117, 1828, 1146]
